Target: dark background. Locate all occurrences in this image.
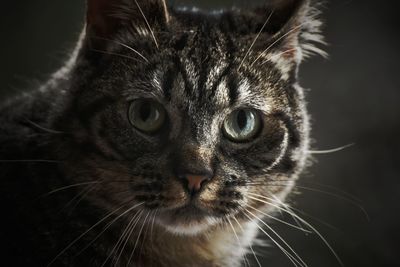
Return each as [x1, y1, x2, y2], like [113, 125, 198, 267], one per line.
[1, 0, 399, 266]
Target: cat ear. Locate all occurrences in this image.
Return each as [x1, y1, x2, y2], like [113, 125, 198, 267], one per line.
[239, 0, 326, 63]
[86, 0, 170, 43]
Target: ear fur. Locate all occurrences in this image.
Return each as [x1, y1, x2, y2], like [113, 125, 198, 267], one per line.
[86, 0, 170, 46]
[272, 0, 327, 60]
[239, 0, 326, 63]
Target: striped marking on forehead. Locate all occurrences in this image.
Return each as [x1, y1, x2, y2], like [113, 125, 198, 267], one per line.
[235, 78, 275, 113]
[175, 59, 236, 111]
[163, 57, 233, 107]
[212, 78, 230, 106]
[151, 63, 283, 117]
[181, 58, 200, 92]
[177, 29, 231, 96]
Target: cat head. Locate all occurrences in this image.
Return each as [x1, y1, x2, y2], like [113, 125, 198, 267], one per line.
[55, 0, 324, 235]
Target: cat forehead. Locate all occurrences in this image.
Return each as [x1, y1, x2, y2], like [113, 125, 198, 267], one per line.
[111, 11, 293, 112]
[124, 61, 287, 118]
[117, 36, 288, 114]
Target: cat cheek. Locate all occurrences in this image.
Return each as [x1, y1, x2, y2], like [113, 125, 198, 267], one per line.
[198, 178, 222, 204]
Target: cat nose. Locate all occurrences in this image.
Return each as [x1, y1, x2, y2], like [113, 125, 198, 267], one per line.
[179, 173, 212, 194]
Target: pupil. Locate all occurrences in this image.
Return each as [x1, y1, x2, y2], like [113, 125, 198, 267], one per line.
[139, 103, 152, 122]
[237, 110, 247, 130]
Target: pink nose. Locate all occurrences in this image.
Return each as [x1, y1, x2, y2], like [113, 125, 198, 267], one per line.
[184, 174, 210, 193]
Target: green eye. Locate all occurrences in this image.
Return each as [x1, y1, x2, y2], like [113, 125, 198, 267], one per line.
[128, 99, 166, 133]
[223, 109, 262, 142]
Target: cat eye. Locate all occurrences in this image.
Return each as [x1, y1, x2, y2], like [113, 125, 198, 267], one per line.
[128, 99, 166, 133]
[223, 109, 262, 142]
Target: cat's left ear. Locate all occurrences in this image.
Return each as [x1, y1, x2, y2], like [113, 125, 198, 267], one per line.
[86, 0, 170, 46]
[238, 0, 326, 64]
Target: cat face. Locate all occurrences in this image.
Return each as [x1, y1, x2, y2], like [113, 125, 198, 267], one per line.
[56, 0, 323, 235]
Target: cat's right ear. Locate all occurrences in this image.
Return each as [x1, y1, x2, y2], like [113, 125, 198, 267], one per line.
[86, 0, 170, 46]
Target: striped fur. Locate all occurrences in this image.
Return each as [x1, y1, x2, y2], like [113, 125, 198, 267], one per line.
[0, 0, 324, 266]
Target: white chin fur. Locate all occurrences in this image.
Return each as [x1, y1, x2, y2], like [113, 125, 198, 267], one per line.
[164, 216, 218, 236]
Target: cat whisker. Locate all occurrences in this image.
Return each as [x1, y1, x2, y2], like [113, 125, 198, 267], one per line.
[42, 181, 100, 197]
[248, 193, 312, 236]
[134, 0, 159, 49]
[246, 178, 362, 204]
[76, 203, 144, 263]
[268, 194, 336, 232]
[0, 159, 61, 163]
[307, 143, 354, 154]
[260, 48, 298, 66]
[114, 210, 142, 261]
[248, 193, 306, 222]
[281, 203, 308, 235]
[48, 201, 144, 266]
[251, 22, 306, 67]
[246, 208, 308, 267]
[84, 165, 140, 179]
[226, 217, 251, 267]
[42, 178, 137, 198]
[150, 208, 158, 245]
[86, 164, 166, 182]
[246, 203, 312, 233]
[271, 195, 344, 267]
[248, 180, 369, 220]
[63, 184, 98, 213]
[304, 181, 362, 203]
[243, 187, 305, 231]
[24, 118, 66, 135]
[127, 210, 151, 266]
[248, 193, 344, 267]
[292, 184, 367, 218]
[232, 215, 262, 267]
[90, 48, 146, 63]
[243, 210, 302, 267]
[271, 179, 362, 203]
[90, 36, 149, 62]
[149, 208, 159, 254]
[268, 196, 339, 232]
[111, 209, 144, 267]
[104, 209, 140, 266]
[238, 10, 274, 71]
[152, 30, 197, 34]
[301, 208, 342, 232]
[138, 210, 155, 261]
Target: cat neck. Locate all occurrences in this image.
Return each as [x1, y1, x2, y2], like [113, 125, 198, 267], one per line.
[128, 219, 259, 267]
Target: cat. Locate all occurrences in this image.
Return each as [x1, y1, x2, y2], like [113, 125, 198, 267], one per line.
[0, 0, 325, 266]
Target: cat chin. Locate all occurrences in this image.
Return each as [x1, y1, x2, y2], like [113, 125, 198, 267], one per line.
[164, 221, 211, 236]
[162, 216, 219, 236]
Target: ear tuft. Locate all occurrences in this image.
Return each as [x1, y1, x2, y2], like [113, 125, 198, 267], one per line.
[296, 1, 327, 59]
[240, 0, 326, 65]
[272, 0, 327, 60]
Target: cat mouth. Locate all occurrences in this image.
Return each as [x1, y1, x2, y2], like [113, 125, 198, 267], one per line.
[165, 203, 210, 221]
[173, 203, 209, 217]
[158, 203, 218, 235]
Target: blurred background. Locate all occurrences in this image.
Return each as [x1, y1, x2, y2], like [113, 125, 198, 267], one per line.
[1, 0, 399, 266]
